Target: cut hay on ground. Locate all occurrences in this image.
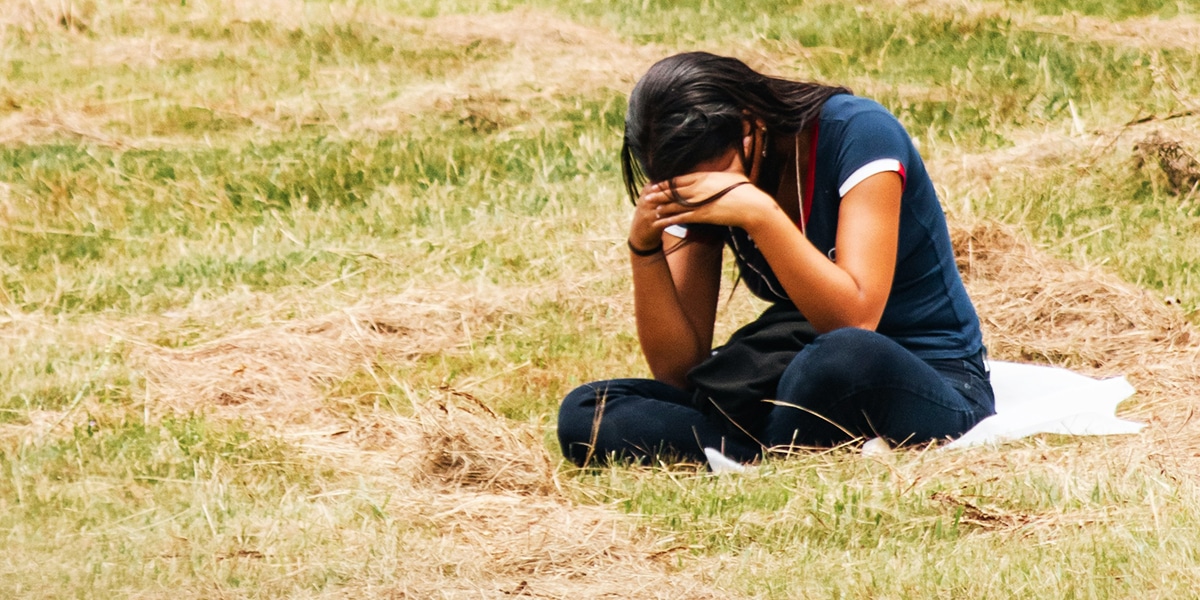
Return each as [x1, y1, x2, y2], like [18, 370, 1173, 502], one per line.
[131, 288, 730, 598]
[951, 220, 1200, 414]
[119, 216, 1200, 597]
[416, 394, 560, 496]
[8, 1, 1200, 596]
[886, 0, 1200, 51]
[136, 292, 499, 419]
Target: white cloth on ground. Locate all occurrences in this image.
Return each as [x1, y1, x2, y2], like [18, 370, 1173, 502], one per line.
[704, 360, 1144, 472]
[944, 360, 1143, 449]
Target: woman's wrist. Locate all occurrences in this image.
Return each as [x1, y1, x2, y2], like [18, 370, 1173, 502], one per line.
[740, 201, 791, 238]
[627, 238, 663, 257]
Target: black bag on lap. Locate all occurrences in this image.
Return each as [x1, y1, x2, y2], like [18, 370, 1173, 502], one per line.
[686, 303, 818, 433]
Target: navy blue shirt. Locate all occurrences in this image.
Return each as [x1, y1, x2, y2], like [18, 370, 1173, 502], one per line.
[720, 95, 983, 360]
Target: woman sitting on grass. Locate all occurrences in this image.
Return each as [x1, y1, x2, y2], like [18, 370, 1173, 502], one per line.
[557, 52, 995, 466]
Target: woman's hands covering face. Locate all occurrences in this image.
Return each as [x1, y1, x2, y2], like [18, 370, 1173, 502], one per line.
[632, 146, 777, 240]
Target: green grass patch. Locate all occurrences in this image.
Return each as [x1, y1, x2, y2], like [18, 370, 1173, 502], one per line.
[0, 413, 405, 598]
[975, 150, 1200, 315]
[572, 443, 1200, 598]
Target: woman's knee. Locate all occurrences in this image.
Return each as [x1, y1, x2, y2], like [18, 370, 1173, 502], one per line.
[559, 382, 599, 412]
[557, 382, 603, 445]
[811, 327, 897, 363]
[778, 328, 894, 393]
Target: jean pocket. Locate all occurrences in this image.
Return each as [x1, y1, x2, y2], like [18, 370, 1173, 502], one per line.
[929, 359, 996, 417]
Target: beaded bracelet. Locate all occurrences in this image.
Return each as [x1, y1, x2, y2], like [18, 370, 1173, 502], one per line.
[627, 239, 663, 257]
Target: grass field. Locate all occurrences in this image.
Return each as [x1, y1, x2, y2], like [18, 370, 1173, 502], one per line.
[3, 0, 1200, 597]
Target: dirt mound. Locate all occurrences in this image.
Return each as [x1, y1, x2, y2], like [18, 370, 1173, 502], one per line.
[1134, 131, 1200, 194]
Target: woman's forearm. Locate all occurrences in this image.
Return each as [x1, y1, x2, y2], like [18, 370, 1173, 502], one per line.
[630, 244, 720, 387]
[742, 173, 901, 332]
[746, 211, 881, 331]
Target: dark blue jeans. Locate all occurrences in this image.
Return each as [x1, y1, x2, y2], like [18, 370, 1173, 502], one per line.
[557, 327, 994, 466]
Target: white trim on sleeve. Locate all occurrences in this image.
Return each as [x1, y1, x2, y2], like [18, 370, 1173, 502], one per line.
[664, 224, 689, 238]
[838, 159, 904, 197]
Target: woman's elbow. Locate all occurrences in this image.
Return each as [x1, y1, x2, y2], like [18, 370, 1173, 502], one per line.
[644, 347, 706, 390]
[647, 359, 692, 390]
[810, 308, 883, 334]
[843, 292, 887, 331]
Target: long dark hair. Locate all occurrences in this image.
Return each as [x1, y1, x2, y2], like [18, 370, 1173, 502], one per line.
[621, 52, 850, 204]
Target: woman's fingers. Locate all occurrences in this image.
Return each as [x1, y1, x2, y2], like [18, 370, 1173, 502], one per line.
[639, 182, 686, 216]
[660, 174, 751, 208]
[630, 182, 683, 248]
[639, 174, 755, 228]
